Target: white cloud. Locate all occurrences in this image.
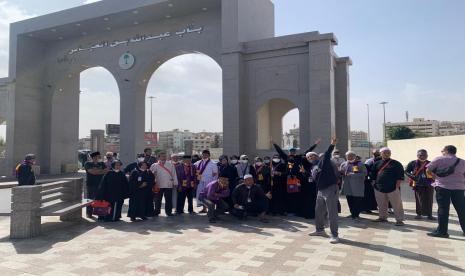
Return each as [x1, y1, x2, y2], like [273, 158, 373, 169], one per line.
[83, 0, 101, 4]
[0, 1, 34, 77]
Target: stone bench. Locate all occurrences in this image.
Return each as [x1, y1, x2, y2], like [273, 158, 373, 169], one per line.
[10, 178, 93, 239]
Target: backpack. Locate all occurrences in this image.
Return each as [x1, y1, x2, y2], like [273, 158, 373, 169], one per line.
[433, 158, 461, 178]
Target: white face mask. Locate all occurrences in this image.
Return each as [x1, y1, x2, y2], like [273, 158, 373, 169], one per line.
[240, 160, 248, 164]
[137, 158, 144, 162]
[264, 160, 270, 164]
[114, 169, 120, 173]
[272, 158, 281, 163]
[334, 155, 340, 159]
[231, 160, 238, 165]
[255, 162, 263, 166]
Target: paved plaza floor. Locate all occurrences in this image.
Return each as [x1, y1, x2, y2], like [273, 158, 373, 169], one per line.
[0, 198, 464, 276]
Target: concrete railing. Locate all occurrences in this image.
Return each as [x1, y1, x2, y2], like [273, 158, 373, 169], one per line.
[10, 178, 92, 239]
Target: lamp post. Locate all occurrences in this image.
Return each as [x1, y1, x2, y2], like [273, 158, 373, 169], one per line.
[148, 96, 156, 133]
[380, 101, 388, 145]
[367, 104, 371, 157]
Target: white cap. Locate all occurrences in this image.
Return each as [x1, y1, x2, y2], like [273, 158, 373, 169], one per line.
[240, 154, 248, 160]
[306, 152, 318, 158]
[243, 174, 253, 180]
[380, 147, 391, 153]
[345, 151, 356, 156]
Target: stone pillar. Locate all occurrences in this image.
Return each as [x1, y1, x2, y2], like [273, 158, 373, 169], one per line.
[222, 52, 243, 155]
[119, 81, 145, 166]
[335, 57, 352, 155]
[308, 39, 337, 149]
[60, 178, 83, 222]
[10, 185, 41, 239]
[90, 130, 105, 154]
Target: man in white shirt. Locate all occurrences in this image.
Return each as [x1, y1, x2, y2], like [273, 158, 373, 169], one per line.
[151, 152, 178, 216]
[195, 150, 219, 213]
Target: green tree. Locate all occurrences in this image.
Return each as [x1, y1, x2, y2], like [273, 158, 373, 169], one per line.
[387, 126, 416, 140]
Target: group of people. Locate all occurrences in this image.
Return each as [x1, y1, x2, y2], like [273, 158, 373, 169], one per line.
[16, 138, 465, 244]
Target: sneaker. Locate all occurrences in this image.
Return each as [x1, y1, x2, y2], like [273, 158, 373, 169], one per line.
[309, 231, 329, 238]
[259, 217, 269, 223]
[374, 218, 388, 223]
[209, 218, 216, 223]
[427, 231, 449, 238]
[329, 236, 340, 244]
[388, 208, 394, 214]
[395, 221, 405, 226]
[427, 216, 435, 221]
[414, 215, 422, 220]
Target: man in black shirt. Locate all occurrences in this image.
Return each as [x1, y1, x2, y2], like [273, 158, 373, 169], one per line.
[84, 151, 108, 218]
[143, 148, 157, 167]
[231, 174, 270, 222]
[370, 147, 405, 226]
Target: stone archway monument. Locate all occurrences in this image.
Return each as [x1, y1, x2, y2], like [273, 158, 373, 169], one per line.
[3, 0, 351, 175]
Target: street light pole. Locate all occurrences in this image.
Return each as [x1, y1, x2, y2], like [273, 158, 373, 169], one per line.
[367, 104, 371, 157]
[380, 101, 388, 145]
[148, 96, 156, 133]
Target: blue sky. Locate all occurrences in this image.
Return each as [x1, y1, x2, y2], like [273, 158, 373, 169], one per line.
[1, 0, 464, 142]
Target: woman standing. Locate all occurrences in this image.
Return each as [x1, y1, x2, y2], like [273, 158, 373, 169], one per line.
[128, 161, 155, 221]
[340, 151, 367, 219]
[270, 154, 287, 215]
[97, 160, 129, 222]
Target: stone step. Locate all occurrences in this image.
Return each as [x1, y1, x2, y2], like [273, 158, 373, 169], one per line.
[40, 186, 66, 196]
[41, 192, 64, 204]
[40, 199, 93, 216]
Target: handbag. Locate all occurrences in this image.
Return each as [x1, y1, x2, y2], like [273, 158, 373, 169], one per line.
[433, 158, 461, 178]
[287, 176, 300, 193]
[91, 200, 111, 216]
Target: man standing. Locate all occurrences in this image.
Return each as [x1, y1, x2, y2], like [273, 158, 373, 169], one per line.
[16, 154, 37, 186]
[143, 148, 157, 167]
[426, 145, 465, 238]
[371, 147, 405, 226]
[84, 152, 108, 218]
[104, 152, 114, 170]
[195, 150, 218, 213]
[231, 174, 270, 222]
[151, 152, 178, 217]
[176, 155, 197, 214]
[309, 138, 340, 244]
[405, 149, 435, 220]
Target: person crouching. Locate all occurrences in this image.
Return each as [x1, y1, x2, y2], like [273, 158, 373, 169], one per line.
[200, 174, 230, 223]
[231, 174, 270, 223]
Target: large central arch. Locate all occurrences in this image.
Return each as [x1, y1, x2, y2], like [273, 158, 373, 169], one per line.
[3, 0, 351, 175]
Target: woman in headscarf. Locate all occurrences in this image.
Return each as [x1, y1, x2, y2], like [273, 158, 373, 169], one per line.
[127, 161, 155, 221]
[270, 154, 287, 215]
[97, 160, 129, 222]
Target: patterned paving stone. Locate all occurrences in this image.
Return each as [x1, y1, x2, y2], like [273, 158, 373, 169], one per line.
[0, 198, 464, 275]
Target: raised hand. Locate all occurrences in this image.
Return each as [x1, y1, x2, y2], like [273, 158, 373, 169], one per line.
[331, 137, 338, 145]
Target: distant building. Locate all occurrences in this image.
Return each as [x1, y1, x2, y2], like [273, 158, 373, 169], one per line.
[385, 118, 465, 138]
[350, 130, 371, 160]
[283, 128, 300, 149]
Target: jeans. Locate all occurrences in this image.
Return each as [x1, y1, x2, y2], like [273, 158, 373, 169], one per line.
[435, 187, 465, 234]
